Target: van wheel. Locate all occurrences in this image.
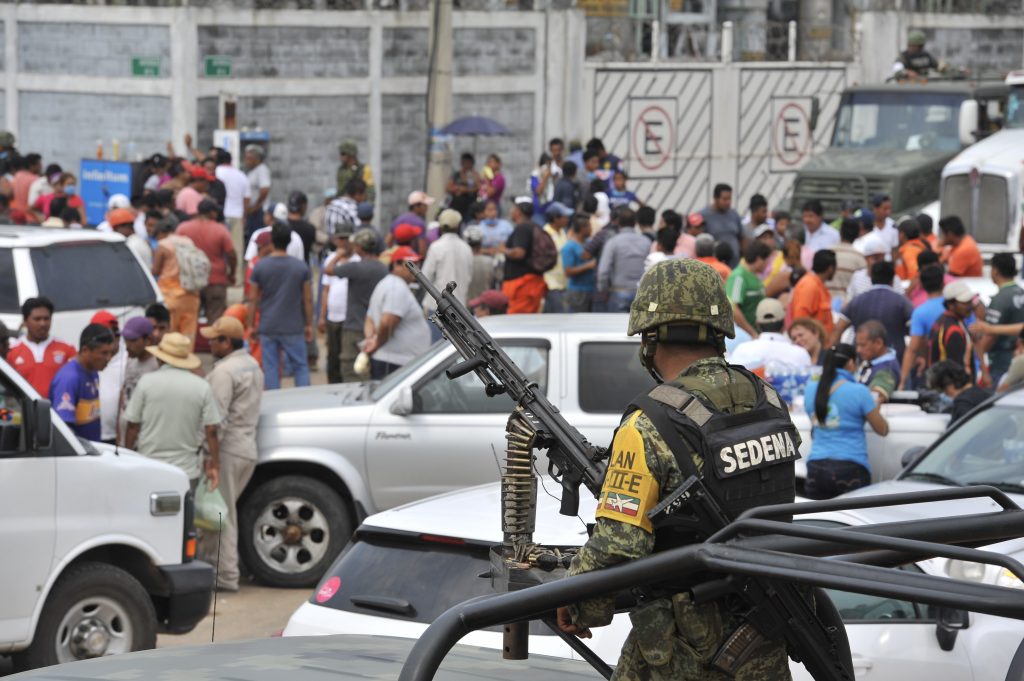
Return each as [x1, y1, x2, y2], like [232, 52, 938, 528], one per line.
[239, 475, 352, 588]
[13, 562, 157, 671]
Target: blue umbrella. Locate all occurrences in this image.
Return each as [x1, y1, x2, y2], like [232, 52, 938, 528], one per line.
[438, 116, 511, 136]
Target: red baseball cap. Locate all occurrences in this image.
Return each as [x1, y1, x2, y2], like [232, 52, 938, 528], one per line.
[90, 310, 119, 332]
[390, 246, 422, 264]
[393, 223, 423, 245]
[189, 165, 214, 181]
[687, 212, 705, 228]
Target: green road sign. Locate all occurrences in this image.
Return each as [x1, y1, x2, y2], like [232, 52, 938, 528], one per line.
[131, 56, 161, 78]
[204, 56, 232, 78]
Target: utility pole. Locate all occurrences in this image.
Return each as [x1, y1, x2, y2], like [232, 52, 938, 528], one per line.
[425, 0, 453, 217]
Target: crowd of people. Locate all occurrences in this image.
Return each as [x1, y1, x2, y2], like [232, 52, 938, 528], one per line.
[0, 130, 1020, 511]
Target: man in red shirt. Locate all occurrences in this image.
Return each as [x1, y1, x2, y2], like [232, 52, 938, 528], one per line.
[7, 297, 77, 397]
[176, 199, 237, 323]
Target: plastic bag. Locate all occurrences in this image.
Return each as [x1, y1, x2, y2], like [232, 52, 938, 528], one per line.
[194, 475, 229, 531]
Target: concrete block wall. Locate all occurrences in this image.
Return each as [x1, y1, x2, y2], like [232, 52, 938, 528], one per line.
[381, 94, 428, 217]
[383, 27, 429, 76]
[19, 22, 170, 76]
[2, 5, 585, 224]
[196, 26, 370, 78]
[453, 27, 535, 75]
[19, 93, 171, 174]
[918, 27, 1024, 76]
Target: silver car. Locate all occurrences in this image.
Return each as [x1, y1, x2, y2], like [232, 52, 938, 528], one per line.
[242, 313, 947, 587]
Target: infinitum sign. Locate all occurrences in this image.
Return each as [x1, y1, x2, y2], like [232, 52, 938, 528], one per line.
[80, 160, 133, 225]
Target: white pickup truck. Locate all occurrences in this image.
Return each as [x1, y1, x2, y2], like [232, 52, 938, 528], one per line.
[246, 314, 948, 588]
[0, 357, 212, 672]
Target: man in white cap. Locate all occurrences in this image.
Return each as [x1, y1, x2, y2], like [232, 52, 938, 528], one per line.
[124, 332, 221, 491]
[927, 280, 981, 384]
[421, 208, 473, 310]
[729, 298, 811, 380]
[846, 233, 901, 301]
[199, 316, 262, 591]
[388, 190, 434, 246]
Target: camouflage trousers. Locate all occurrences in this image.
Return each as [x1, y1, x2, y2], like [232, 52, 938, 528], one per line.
[612, 595, 791, 681]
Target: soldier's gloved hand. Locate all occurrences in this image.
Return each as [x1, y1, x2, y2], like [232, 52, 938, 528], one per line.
[556, 606, 592, 639]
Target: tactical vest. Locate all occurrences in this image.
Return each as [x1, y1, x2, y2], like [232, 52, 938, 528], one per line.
[628, 365, 798, 552]
[898, 50, 936, 74]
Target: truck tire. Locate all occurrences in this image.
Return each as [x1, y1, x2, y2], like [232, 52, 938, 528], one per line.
[13, 562, 157, 672]
[239, 474, 352, 588]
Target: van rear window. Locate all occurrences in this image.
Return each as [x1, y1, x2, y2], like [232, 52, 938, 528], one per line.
[312, 533, 553, 635]
[0, 249, 18, 313]
[30, 242, 157, 311]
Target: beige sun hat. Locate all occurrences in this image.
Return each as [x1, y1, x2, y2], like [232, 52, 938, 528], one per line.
[146, 332, 201, 370]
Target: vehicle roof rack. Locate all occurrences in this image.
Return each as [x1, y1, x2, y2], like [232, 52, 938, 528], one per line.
[399, 486, 1024, 681]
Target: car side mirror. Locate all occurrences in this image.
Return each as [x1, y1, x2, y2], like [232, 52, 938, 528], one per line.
[901, 445, 927, 469]
[390, 386, 413, 417]
[935, 607, 969, 651]
[958, 100, 980, 146]
[33, 399, 52, 449]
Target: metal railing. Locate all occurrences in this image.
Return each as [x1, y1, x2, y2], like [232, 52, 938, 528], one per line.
[398, 486, 1024, 681]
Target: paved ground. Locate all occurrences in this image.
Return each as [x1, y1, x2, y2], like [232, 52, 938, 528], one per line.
[157, 583, 311, 648]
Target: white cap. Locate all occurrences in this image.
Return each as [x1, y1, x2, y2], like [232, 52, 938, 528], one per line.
[107, 193, 131, 210]
[272, 202, 289, 221]
[857, 233, 888, 256]
[943, 280, 974, 303]
[753, 223, 775, 239]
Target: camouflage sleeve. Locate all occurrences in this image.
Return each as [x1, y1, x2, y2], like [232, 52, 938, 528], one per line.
[566, 410, 678, 628]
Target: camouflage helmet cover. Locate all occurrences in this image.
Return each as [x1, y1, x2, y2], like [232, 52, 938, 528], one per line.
[338, 140, 359, 156]
[628, 258, 735, 338]
[352, 227, 379, 251]
[908, 30, 926, 46]
[0, 130, 15, 148]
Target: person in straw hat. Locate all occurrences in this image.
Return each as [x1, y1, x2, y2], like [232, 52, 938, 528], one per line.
[124, 332, 221, 491]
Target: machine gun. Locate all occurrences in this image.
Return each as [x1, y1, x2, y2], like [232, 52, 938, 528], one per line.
[408, 264, 864, 679]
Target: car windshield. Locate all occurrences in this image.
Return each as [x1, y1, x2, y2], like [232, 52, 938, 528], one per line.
[1007, 86, 1024, 129]
[30, 241, 157, 311]
[831, 91, 965, 152]
[903, 405, 1024, 492]
[313, 533, 554, 635]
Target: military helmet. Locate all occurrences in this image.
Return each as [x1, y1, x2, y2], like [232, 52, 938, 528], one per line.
[0, 130, 15, 148]
[628, 258, 735, 339]
[908, 30, 926, 46]
[338, 140, 358, 156]
[352, 227, 379, 252]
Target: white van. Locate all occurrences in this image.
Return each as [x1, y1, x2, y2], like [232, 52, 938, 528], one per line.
[0, 357, 212, 672]
[0, 227, 161, 344]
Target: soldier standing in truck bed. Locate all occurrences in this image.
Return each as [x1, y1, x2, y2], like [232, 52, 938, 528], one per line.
[895, 31, 939, 78]
[557, 258, 802, 680]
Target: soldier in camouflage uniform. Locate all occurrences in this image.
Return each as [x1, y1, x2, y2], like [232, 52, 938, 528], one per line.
[336, 140, 375, 203]
[557, 258, 799, 681]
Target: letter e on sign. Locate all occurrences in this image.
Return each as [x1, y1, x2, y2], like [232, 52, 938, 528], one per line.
[769, 97, 813, 172]
[628, 98, 677, 180]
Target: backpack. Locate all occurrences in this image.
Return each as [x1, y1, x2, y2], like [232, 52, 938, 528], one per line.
[173, 236, 211, 292]
[527, 225, 558, 274]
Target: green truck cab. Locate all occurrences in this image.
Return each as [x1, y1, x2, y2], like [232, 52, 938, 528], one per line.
[790, 81, 1007, 216]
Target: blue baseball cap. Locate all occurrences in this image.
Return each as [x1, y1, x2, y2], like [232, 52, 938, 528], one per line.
[544, 202, 574, 219]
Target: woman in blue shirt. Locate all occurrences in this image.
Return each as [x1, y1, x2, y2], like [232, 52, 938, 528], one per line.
[804, 343, 889, 499]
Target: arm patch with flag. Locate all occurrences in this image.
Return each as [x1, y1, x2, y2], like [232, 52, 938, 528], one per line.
[595, 411, 659, 532]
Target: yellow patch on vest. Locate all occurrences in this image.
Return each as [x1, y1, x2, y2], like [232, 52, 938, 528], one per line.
[595, 411, 658, 532]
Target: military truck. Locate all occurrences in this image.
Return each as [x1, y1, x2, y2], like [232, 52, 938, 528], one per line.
[790, 80, 1007, 217]
[939, 70, 1024, 253]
